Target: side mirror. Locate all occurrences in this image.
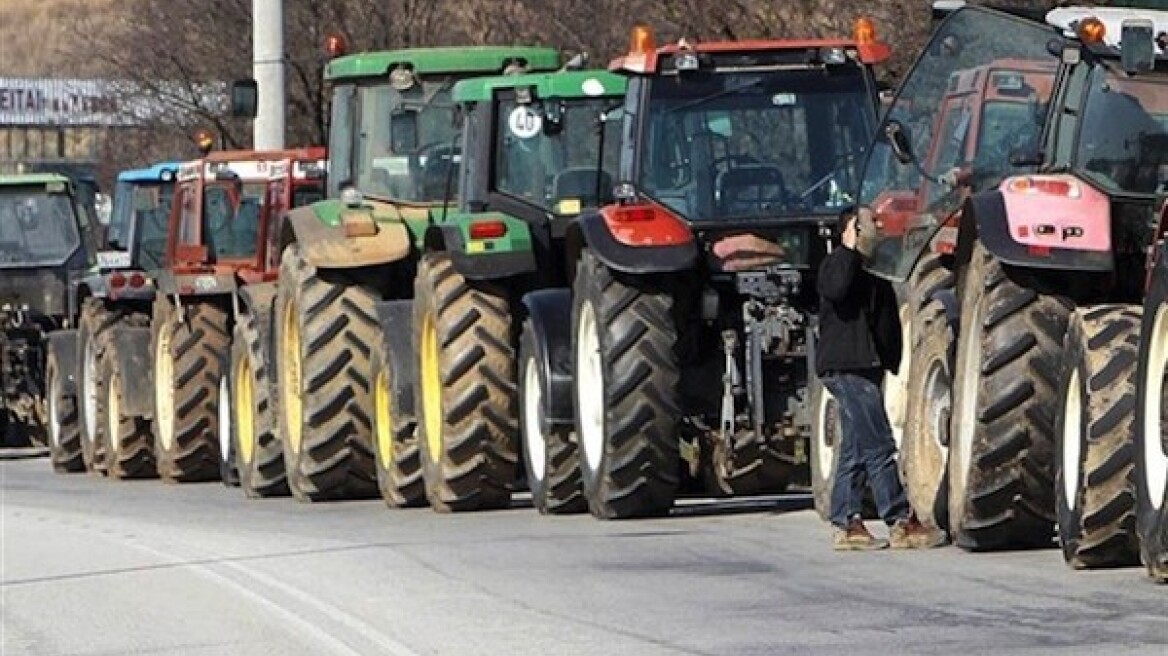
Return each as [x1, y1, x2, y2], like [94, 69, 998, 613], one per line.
[390, 110, 420, 152]
[544, 102, 564, 136]
[1122, 20, 1155, 74]
[885, 120, 915, 165]
[230, 79, 258, 119]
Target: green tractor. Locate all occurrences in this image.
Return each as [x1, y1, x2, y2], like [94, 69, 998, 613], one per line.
[396, 64, 626, 512]
[264, 45, 561, 502]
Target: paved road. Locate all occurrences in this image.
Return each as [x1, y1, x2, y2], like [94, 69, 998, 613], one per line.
[1, 457, 1165, 656]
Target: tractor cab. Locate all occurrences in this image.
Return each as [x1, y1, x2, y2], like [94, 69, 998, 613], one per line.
[105, 162, 181, 271]
[859, 5, 1168, 288]
[166, 153, 291, 280]
[600, 23, 890, 271]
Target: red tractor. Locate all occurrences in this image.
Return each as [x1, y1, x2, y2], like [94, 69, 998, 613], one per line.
[517, 23, 891, 518]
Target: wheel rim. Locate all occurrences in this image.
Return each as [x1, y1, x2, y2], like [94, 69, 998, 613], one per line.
[576, 301, 604, 472]
[375, 366, 394, 467]
[82, 336, 98, 443]
[281, 297, 303, 453]
[48, 364, 61, 448]
[922, 356, 951, 477]
[154, 324, 176, 451]
[952, 294, 984, 495]
[816, 384, 837, 476]
[1143, 305, 1168, 511]
[523, 354, 547, 483]
[420, 311, 443, 461]
[218, 373, 231, 464]
[1062, 368, 1083, 510]
[235, 353, 256, 465]
[884, 303, 912, 448]
[106, 371, 119, 458]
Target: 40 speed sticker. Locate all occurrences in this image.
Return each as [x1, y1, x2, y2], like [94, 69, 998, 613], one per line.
[508, 106, 542, 139]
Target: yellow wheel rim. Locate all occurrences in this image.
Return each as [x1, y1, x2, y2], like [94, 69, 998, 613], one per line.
[155, 324, 176, 451]
[106, 371, 119, 459]
[420, 312, 443, 460]
[375, 366, 394, 466]
[235, 353, 256, 465]
[281, 297, 303, 453]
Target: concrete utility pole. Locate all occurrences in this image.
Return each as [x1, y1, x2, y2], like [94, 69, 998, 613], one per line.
[253, 0, 285, 149]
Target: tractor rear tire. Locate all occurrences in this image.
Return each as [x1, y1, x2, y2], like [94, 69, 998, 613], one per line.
[275, 245, 378, 502]
[901, 298, 954, 531]
[1055, 305, 1141, 568]
[151, 299, 230, 483]
[519, 317, 585, 515]
[949, 242, 1069, 550]
[414, 253, 518, 512]
[231, 311, 288, 498]
[810, 373, 841, 521]
[46, 347, 83, 473]
[572, 250, 680, 519]
[371, 330, 425, 508]
[78, 299, 119, 474]
[100, 337, 157, 480]
[1134, 273, 1168, 582]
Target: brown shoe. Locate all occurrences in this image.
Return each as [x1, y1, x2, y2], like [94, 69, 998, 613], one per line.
[889, 515, 948, 549]
[833, 519, 889, 551]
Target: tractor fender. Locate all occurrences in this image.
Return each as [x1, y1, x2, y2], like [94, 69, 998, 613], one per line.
[971, 182, 1113, 272]
[568, 210, 697, 274]
[106, 326, 154, 417]
[46, 330, 79, 396]
[426, 219, 537, 281]
[374, 299, 416, 424]
[520, 288, 574, 426]
[283, 204, 411, 269]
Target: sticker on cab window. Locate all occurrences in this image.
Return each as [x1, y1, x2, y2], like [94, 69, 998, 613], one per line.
[508, 106, 542, 139]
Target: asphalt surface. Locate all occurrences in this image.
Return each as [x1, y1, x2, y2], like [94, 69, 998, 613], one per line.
[1, 457, 1165, 656]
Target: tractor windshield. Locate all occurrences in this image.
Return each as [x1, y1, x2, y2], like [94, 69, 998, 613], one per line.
[494, 98, 622, 214]
[0, 186, 81, 267]
[204, 181, 266, 260]
[856, 7, 1054, 281]
[1076, 65, 1168, 196]
[638, 66, 875, 223]
[110, 181, 173, 268]
[355, 80, 460, 204]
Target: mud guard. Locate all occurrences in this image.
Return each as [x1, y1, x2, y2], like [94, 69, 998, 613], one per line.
[374, 299, 416, 425]
[434, 223, 536, 281]
[107, 326, 154, 417]
[284, 205, 411, 269]
[969, 191, 1113, 272]
[46, 330, 79, 396]
[520, 288, 574, 426]
[571, 213, 697, 274]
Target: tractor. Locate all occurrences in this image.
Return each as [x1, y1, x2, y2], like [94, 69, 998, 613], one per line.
[62, 161, 180, 478]
[264, 44, 561, 502]
[507, 24, 890, 519]
[857, 4, 1168, 570]
[0, 174, 100, 457]
[394, 63, 626, 513]
[144, 151, 308, 483]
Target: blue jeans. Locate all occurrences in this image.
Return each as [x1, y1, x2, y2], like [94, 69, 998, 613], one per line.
[822, 370, 910, 528]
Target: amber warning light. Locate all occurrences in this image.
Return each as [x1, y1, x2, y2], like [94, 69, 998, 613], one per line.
[325, 33, 348, 59]
[853, 17, 892, 65]
[629, 25, 656, 55]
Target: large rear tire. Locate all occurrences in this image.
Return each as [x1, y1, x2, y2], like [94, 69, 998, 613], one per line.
[231, 311, 288, 498]
[371, 329, 426, 508]
[151, 299, 230, 483]
[949, 242, 1069, 550]
[901, 298, 953, 530]
[1135, 272, 1168, 582]
[519, 317, 584, 515]
[101, 336, 157, 480]
[1055, 305, 1141, 569]
[414, 253, 518, 512]
[46, 347, 83, 473]
[572, 250, 679, 519]
[810, 373, 841, 521]
[275, 245, 378, 501]
[78, 299, 119, 474]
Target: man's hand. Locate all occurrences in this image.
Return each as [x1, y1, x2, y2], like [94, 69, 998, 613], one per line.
[840, 218, 858, 250]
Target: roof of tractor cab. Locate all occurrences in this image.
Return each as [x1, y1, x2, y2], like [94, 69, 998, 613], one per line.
[117, 162, 183, 183]
[1048, 6, 1168, 54]
[204, 147, 325, 163]
[453, 69, 627, 103]
[610, 37, 890, 75]
[0, 173, 71, 187]
[326, 46, 562, 81]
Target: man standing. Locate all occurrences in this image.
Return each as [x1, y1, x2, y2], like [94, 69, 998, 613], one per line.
[816, 206, 946, 551]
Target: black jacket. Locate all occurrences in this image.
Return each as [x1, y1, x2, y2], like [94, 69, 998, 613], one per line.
[815, 247, 902, 377]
